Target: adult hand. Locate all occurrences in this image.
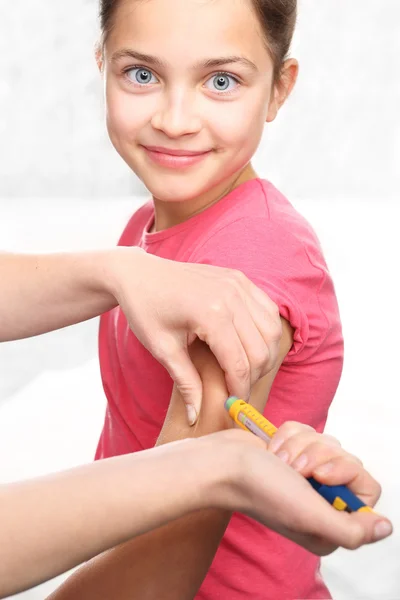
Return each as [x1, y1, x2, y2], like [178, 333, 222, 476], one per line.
[107, 247, 282, 424]
[211, 428, 392, 555]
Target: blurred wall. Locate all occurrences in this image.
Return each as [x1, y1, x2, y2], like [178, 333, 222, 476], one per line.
[0, 0, 142, 197]
[0, 0, 398, 199]
[258, 0, 400, 201]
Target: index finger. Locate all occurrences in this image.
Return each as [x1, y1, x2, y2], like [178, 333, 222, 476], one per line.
[207, 318, 252, 400]
[313, 456, 382, 507]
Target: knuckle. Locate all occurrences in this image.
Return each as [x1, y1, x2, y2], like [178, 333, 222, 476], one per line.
[209, 301, 225, 317]
[272, 304, 281, 322]
[373, 481, 382, 504]
[259, 361, 271, 379]
[176, 379, 196, 396]
[265, 323, 282, 345]
[274, 318, 283, 338]
[323, 434, 341, 447]
[265, 347, 279, 371]
[154, 336, 177, 361]
[306, 441, 342, 465]
[224, 271, 248, 295]
[228, 282, 243, 302]
[280, 421, 314, 438]
[234, 358, 251, 382]
[376, 485, 382, 504]
[266, 302, 280, 321]
[345, 525, 365, 550]
[253, 347, 270, 372]
[232, 269, 247, 284]
[214, 288, 240, 313]
[346, 452, 363, 466]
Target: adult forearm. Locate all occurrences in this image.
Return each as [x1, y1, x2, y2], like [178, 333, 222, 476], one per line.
[48, 509, 231, 600]
[0, 439, 225, 599]
[0, 250, 137, 341]
[47, 345, 235, 600]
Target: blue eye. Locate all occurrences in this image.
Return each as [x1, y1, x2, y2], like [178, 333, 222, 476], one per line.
[205, 73, 238, 93]
[126, 67, 158, 85]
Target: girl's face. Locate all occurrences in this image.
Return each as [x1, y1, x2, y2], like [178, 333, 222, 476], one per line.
[100, 0, 295, 205]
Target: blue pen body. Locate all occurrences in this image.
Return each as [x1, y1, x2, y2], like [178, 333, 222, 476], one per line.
[308, 477, 368, 512]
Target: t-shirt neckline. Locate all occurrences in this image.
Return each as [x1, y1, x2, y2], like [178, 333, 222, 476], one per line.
[142, 178, 262, 244]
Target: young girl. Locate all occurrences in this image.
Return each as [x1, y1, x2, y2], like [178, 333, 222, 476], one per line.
[50, 0, 353, 598]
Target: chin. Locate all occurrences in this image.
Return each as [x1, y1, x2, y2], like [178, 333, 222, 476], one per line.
[141, 172, 217, 203]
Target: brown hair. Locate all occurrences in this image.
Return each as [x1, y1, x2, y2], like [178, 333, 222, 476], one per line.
[99, 0, 297, 81]
[251, 1, 297, 80]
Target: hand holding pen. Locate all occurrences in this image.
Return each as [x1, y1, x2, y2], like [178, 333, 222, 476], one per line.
[225, 397, 392, 533]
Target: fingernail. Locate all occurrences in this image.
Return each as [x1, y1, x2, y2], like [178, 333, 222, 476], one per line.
[314, 462, 334, 476]
[293, 454, 308, 471]
[373, 521, 392, 541]
[186, 405, 198, 426]
[276, 450, 290, 463]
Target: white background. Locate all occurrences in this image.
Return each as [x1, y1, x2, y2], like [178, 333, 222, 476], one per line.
[0, 0, 399, 598]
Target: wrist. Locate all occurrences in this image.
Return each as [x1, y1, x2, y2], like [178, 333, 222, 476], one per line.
[96, 247, 146, 303]
[191, 435, 243, 513]
[194, 430, 268, 515]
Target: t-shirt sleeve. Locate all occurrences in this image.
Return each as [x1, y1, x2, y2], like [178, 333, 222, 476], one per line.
[190, 217, 330, 362]
[118, 202, 153, 247]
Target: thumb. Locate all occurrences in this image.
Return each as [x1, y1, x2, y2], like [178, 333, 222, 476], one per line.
[164, 346, 203, 426]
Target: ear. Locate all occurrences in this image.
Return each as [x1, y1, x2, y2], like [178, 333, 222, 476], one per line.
[266, 59, 299, 123]
[95, 42, 104, 74]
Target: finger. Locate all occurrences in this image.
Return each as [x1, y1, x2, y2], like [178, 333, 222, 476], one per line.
[280, 484, 392, 551]
[159, 341, 203, 426]
[268, 421, 315, 453]
[198, 271, 279, 394]
[203, 283, 275, 395]
[280, 511, 392, 556]
[312, 456, 382, 507]
[309, 507, 393, 550]
[291, 442, 355, 477]
[273, 434, 343, 471]
[231, 273, 282, 377]
[293, 442, 361, 475]
[241, 297, 283, 378]
[271, 437, 382, 520]
[204, 313, 252, 401]
[229, 297, 275, 388]
[239, 294, 282, 379]
[248, 453, 392, 553]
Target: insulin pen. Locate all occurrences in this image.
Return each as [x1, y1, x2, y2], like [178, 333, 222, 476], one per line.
[225, 396, 372, 514]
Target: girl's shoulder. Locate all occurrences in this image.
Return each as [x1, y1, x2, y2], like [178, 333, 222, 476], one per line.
[192, 178, 325, 267]
[189, 179, 343, 364]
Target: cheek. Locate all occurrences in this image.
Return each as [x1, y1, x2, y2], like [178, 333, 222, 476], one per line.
[105, 82, 152, 141]
[209, 94, 268, 151]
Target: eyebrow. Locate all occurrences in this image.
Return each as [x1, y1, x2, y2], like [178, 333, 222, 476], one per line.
[111, 49, 258, 72]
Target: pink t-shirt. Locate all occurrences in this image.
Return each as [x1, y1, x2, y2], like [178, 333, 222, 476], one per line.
[97, 178, 344, 599]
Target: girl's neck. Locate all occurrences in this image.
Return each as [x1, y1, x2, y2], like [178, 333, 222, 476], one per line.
[151, 164, 258, 232]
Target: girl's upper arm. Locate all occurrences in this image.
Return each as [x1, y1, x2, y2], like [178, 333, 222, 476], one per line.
[46, 320, 294, 600]
[157, 317, 294, 445]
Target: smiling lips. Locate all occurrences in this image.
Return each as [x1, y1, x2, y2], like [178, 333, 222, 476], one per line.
[142, 145, 212, 169]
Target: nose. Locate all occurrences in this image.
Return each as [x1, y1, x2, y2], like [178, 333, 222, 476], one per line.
[151, 88, 202, 138]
